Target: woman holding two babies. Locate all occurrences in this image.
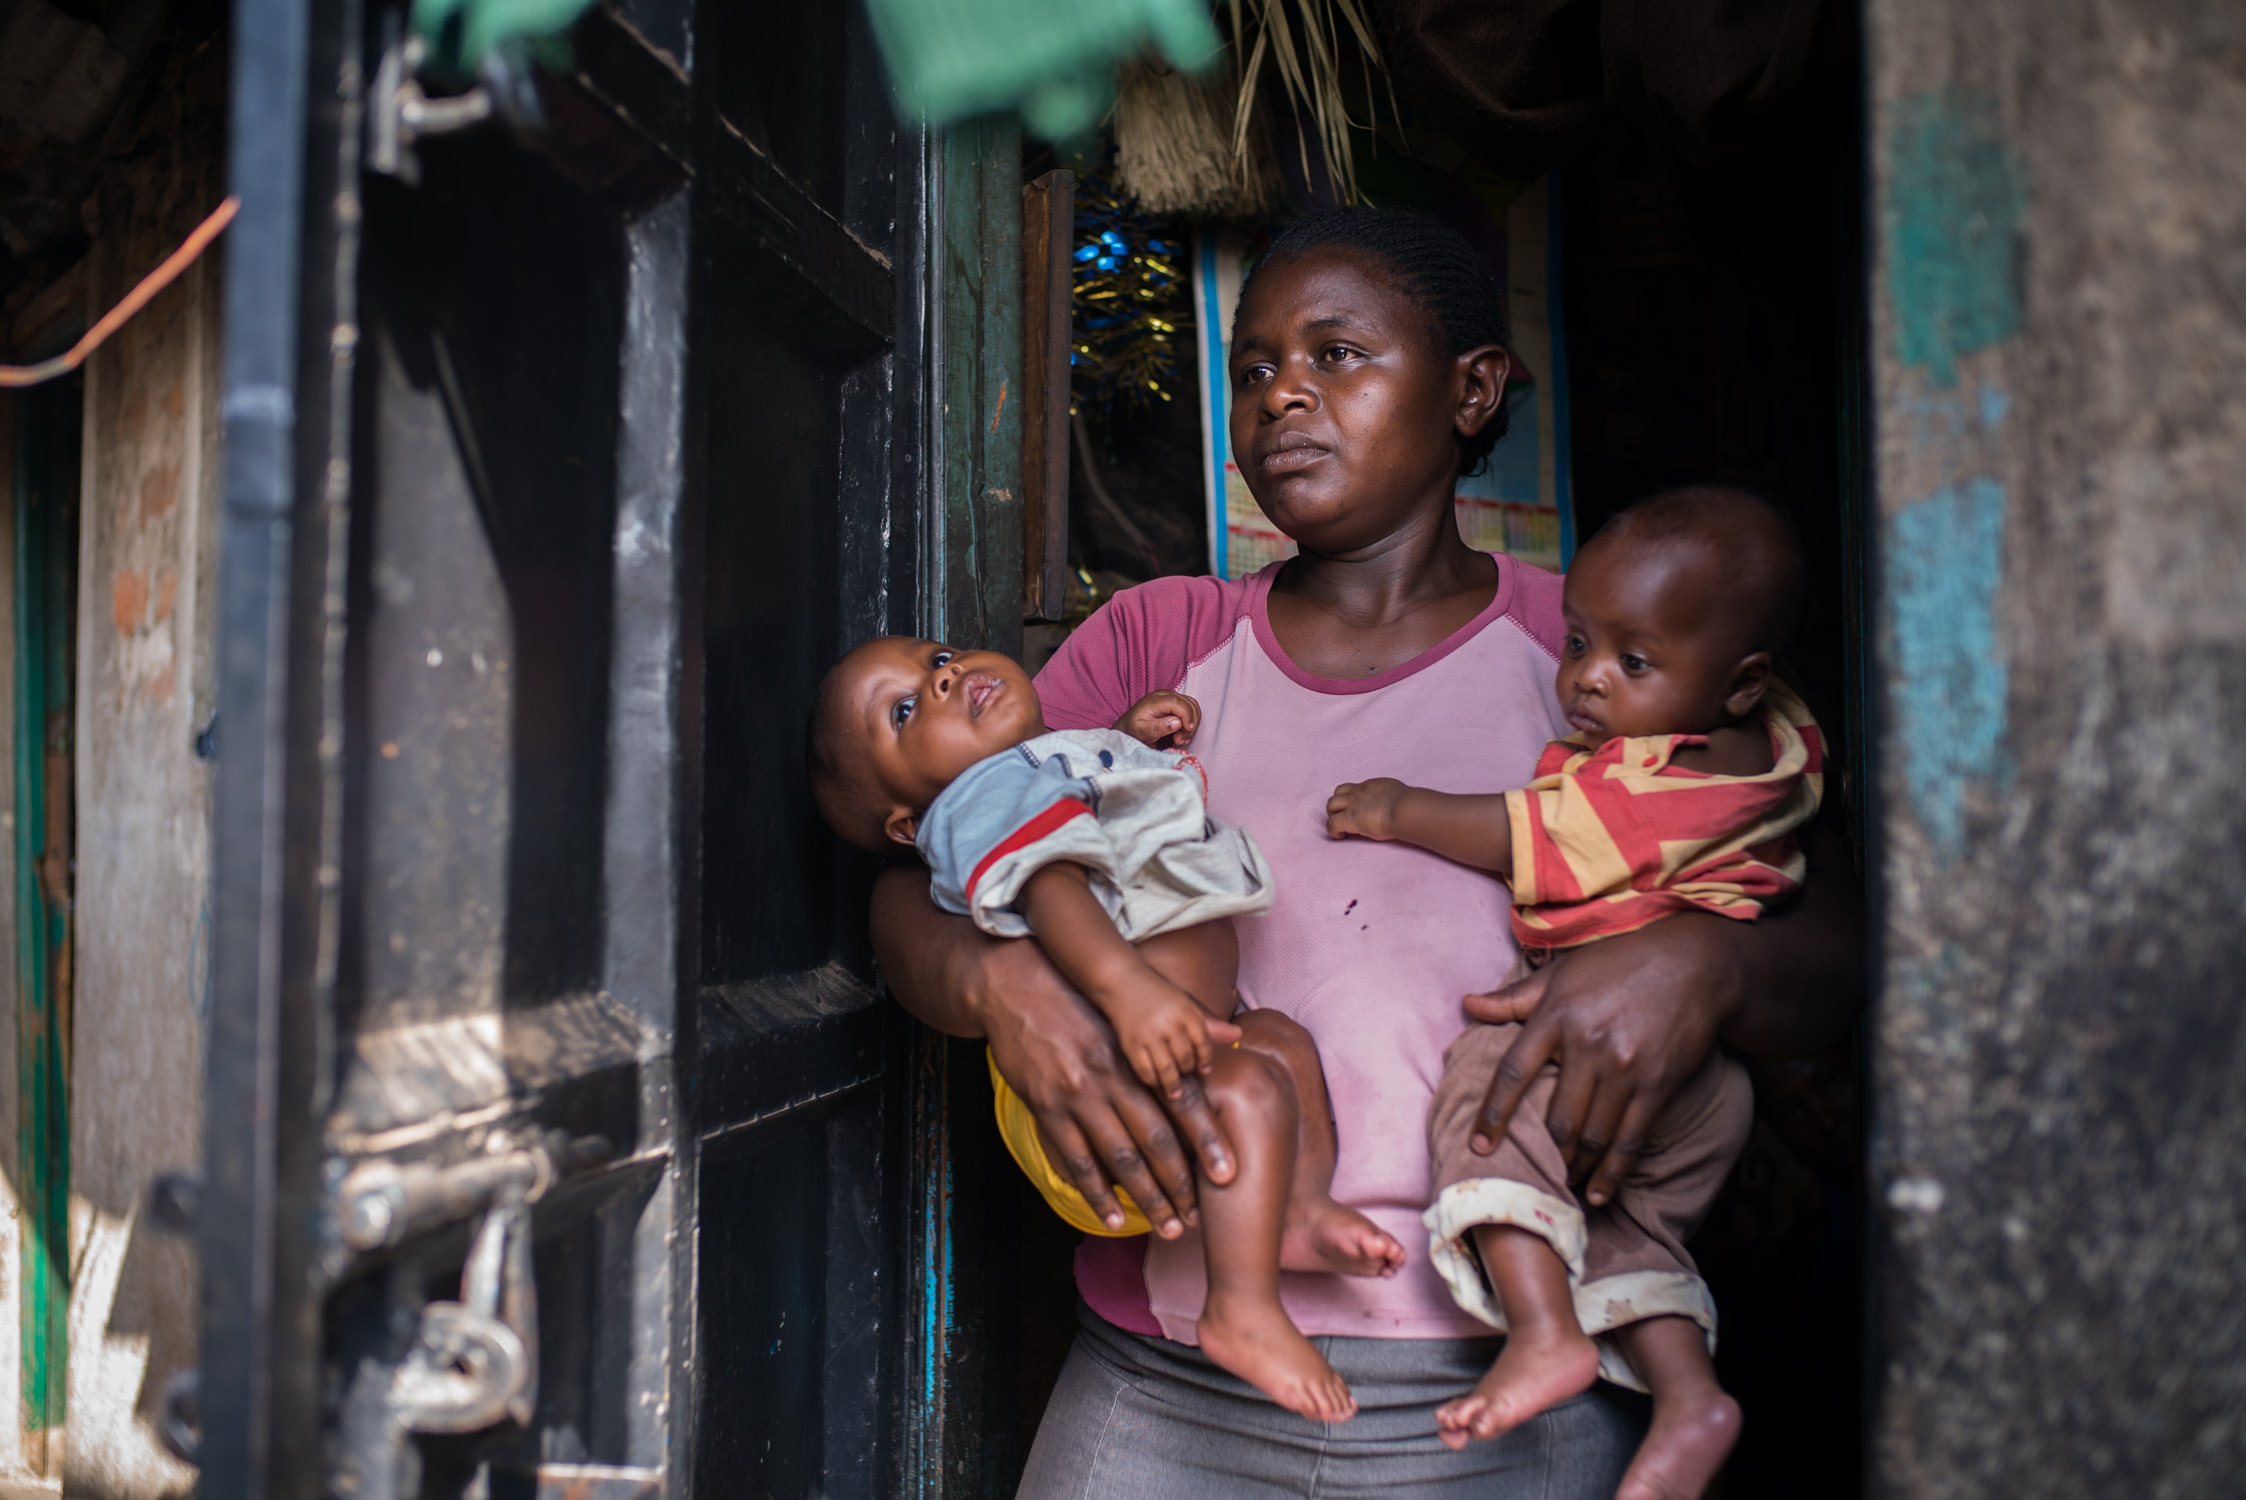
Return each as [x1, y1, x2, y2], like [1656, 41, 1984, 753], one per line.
[861, 208, 1860, 1498]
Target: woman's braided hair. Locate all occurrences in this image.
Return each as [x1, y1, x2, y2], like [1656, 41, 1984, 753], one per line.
[1241, 207, 1513, 475]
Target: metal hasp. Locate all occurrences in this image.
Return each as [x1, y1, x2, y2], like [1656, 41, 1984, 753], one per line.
[334, 1132, 611, 1253]
[326, 1133, 605, 1496]
[390, 1195, 540, 1433]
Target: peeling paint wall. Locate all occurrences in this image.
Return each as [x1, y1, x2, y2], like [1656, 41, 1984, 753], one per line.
[1867, 2, 2246, 1494]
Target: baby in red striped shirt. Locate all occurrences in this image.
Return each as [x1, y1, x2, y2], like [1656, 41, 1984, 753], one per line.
[1326, 485, 1823, 1500]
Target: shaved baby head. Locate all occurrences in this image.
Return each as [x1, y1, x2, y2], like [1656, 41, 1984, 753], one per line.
[1586, 485, 1807, 661]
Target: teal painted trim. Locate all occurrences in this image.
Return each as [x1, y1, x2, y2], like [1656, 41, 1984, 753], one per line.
[931, 116, 1026, 656]
[1882, 88, 2028, 389]
[909, 118, 1029, 1497]
[1887, 473, 2007, 860]
[1197, 233, 1229, 579]
[12, 377, 76, 1438]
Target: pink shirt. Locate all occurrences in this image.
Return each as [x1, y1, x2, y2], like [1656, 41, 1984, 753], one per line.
[1035, 553, 1571, 1341]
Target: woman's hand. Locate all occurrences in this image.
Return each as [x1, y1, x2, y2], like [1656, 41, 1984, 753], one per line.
[1115, 690, 1201, 750]
[1466, 860, 1861, 1207]
[977, 941, 1238, 1235]
[1465, 920, 1739, 1207]
[872, 865, 1238, 1237]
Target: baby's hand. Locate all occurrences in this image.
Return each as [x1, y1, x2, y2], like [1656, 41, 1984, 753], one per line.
[1109, 973, 1225, 1098]
[1116, 690, 1201, 750]
[1327, 778, 1412, 841]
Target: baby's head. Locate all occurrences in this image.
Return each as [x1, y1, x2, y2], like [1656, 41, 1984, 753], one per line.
[808, 637, 1046, 853]
[1558, 485, 1807, 742]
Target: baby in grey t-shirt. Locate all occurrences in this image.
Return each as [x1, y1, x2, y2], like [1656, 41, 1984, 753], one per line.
[808, 634, 1404, 1423]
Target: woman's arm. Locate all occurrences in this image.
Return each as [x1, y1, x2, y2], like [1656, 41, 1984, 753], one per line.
[870, 863, 1239, 1236]
[1467, 830, 1863, 1208]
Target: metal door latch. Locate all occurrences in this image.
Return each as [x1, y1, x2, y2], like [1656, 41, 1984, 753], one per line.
[334, 1130, 609, 1257]
[390, 1187, 539, 1433]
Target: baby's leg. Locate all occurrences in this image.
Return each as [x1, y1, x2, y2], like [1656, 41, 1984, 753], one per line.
[1611, 1317, 1740, 1500]
[1425, 1020, 1599, 1448]
[1433, 1224, 1601, 1450]
[1134, 923, 1358, 1419]
[1138, 924, 1404, 1278]
[1130, 924, 1353, 1418]
[1132, 919, 1239, 1017]
[1234, 1009, 1405, 1278]
[1581, 1051, 1754, 1499]
[1190, 1045, 1357, 1423]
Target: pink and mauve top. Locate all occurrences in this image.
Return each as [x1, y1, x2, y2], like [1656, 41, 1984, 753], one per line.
[1034, 553, 1571, 1342]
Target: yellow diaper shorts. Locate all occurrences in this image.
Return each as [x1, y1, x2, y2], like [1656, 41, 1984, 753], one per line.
[987, 1049, 1152, 1237]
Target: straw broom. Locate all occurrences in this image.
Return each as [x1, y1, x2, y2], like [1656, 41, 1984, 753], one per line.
[1114, 58, 1284, 219]
[1114, 0, 1394, 218]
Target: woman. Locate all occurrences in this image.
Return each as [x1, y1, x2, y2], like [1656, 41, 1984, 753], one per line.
[872, 208, 1859, 1497]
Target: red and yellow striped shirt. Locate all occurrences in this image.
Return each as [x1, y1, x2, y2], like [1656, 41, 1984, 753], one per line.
[1505, 681, 1824, 951]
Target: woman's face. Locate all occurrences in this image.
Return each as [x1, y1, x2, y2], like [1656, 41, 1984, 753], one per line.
[1227, 247, 1506, 555]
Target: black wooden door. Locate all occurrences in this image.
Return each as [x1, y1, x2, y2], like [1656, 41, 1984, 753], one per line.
[199, 0, 1023, 1493]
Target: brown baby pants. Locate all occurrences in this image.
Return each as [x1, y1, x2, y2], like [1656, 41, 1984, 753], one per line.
[1423, 1016, 1753, 1391]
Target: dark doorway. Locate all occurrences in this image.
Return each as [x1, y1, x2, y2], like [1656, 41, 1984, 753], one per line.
[1557, 99, 1868, 1500]
[1006, 59, 1871, 1500]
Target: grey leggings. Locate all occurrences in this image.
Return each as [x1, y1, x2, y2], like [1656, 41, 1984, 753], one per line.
[1018, 1303, 1646, 1499]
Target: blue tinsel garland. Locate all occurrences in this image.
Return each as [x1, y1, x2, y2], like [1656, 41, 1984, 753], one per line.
[1071, 172, 1193, 415]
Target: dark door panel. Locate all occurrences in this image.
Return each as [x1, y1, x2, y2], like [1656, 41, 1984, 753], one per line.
[203, 0, 1026, 1491]
[695, 268, 850, 985]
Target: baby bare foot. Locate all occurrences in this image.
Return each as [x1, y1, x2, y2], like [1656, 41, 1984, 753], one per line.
[1615, 1383, 1742, 1500]
[1197, 1291, 1358, 1425]
[1433, 1320, 1600, 1451]
[1281, 1196, 1407, 1279]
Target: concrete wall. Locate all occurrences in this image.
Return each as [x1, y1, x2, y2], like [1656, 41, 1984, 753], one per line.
[1865, 1, 2246, 1494]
